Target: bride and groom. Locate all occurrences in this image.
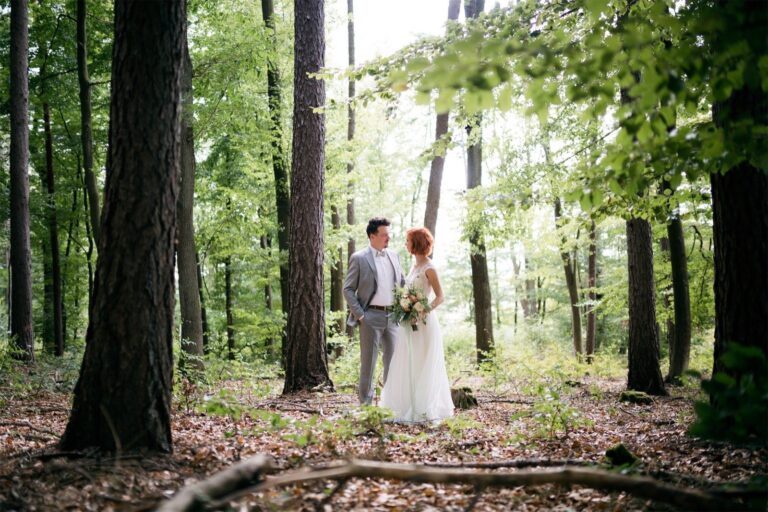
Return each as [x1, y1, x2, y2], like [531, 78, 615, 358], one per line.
[343, 217, 454, 423]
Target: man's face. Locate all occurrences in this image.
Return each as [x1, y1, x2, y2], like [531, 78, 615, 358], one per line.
[369, 225, 391, 251]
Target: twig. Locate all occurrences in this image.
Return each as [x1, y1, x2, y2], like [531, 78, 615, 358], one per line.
[317, 477, 349, 510]
[480, 398, 533, 405]
[0, 420, 60, 438]
[465, 485, 485, 512]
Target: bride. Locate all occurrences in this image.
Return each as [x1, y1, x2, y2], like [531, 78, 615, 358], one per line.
[381, 227, 454, 423]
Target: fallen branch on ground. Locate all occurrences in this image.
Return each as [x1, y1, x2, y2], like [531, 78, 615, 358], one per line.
[0, 421, 60, 438]
[426, 458, 594, 469]
[157, 454, 273, 512]
[166, 456, 746, 511]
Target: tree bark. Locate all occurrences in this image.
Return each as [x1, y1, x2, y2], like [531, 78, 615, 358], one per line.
[464, 0, 493, 364]
[346, 0, 356, 261]
[665, 214, 691, 382]
[710, 0, 768, 379]
[585, 219, 597, 362]
[60, 0, 185, 452]
[9, 0, 34, 361]
[261, 0, 290, 360]
[42, 101, 64, 356]
[177, 40, 205, 374]
[330, 206, 344, 335]
[196, 252, 210, 351]
[626, 218, 667, 395]
[225, 257, 235, 361]
[260, 234, 275, 351]
[77, 0, 101, 247]
[423, 0, 461, 237]
[283, 0, 333, 393]
[554, 198, 583, 356]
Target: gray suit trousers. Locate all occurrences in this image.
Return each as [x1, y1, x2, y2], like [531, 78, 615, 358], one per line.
[358, 309, 398, 404]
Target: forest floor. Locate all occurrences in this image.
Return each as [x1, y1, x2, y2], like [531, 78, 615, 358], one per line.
[1, 368, 767, 511]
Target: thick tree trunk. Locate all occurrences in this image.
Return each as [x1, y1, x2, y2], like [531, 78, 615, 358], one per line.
[585, 219, 597, 362]
[77, 0, 101, 247]
[9, 0, 34, 361]
[283, 0, 333, 393]
[710, 0, 768, 379]
[225, 257, 235, 361]
[196, 252, 210, 351]
[60, 0, 185, 452]
[345, 0, 356, 338]
[177, 41, 204, 374]
[554, 198, 583, 356]
[423, 0, 461, 237]
[42, 102, 64, 356]
[666, 215, 691, 382]
[626, 218, 667, 396]
[261, 0, 290, 361]
[330, 206, 344, 335]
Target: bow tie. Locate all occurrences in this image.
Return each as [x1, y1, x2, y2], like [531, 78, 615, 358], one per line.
[375, 250, 386, 258]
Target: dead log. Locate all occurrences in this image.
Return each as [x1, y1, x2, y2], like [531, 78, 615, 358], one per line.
[157, 454, 273, 512]
[185, 457, 732, 511]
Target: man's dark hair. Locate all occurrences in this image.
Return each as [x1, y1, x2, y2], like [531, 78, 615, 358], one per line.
[366, 217, 390, 237]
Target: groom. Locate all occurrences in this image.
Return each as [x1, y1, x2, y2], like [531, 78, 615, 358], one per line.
[344, 217, 405, 404]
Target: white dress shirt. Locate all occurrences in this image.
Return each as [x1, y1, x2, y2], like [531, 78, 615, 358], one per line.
[369, 247, 395, 307]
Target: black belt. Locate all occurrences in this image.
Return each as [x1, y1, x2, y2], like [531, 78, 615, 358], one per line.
[367, 305, 391, 312]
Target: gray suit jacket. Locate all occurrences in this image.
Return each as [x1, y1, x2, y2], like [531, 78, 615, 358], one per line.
[343, 247, 405, 327]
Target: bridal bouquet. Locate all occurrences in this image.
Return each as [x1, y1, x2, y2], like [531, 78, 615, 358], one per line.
[392, 285, 431, 331]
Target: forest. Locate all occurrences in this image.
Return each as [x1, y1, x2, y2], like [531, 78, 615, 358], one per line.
[0, 0, 766, 510]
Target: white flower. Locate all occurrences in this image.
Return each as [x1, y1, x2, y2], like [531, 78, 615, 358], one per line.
[400, 298, 411, 311]
[416, 291, 424, 301]
[414, 302, 425, 312]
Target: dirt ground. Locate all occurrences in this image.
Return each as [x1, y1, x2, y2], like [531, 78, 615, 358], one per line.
[1, 376, 766, 511]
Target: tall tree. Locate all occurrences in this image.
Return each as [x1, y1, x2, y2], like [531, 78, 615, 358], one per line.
[585, 219, 597, 362]
[283, 0, 333, 393]
[177, 40, 205, 373]
[41, 101, 64, 356]
[60, 0, 185, 452]
[261, 0, 290, 358]
[554, 198, 583, 357]
[465, 0, 493, 364]
[423, 0, 461, 237]
[665, 208, 691, 383]
[225, 256, 235, 360]
[345, 0, 356, 260]
[710, 0, 768, 380]
[9, 0, 35, 361]
[77, 0, 101, 248]
[329, 208, 344, 334]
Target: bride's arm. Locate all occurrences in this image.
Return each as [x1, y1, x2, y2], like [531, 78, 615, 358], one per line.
[425, 268, 444, 310]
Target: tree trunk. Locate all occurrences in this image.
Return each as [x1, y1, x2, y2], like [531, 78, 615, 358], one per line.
[260, 235, 275, 352]
[261, 0, 290, 361]
[225, 257, 235, 361]
[196, 252, 210, 351]
[9, 0, 34, 361]
[626, 218, 667, 396]
[659, 236, 676, 361]
[423, 0, 462, 238]
[60, 0, 185, 452]
[585, 219, 597, 362]
[464, 0, 492, 364]
[283, 0, 333, 393]
[345, 0, 356, 338]
[77, 0, 101, 247]
[666, 215, 691, 382]
[177, 40, 204, 374]
[710, 0, 768, 380]
[330, 206, 344, 335]
[42, 101, 64, 356]
[554, 198, 583, 357]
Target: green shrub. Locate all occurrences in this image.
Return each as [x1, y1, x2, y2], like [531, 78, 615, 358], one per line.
[689, 343, 768, 445]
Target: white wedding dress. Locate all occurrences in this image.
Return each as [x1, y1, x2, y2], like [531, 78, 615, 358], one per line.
[381, 262, 454, 423]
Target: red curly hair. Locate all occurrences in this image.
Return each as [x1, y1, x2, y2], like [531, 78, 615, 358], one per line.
[406, 227, 434, 256]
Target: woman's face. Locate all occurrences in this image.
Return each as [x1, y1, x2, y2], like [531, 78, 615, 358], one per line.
[405, 237, 413, 255]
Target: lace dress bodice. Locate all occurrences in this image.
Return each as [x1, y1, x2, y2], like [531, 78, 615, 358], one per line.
[406, 262, 434, 298]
